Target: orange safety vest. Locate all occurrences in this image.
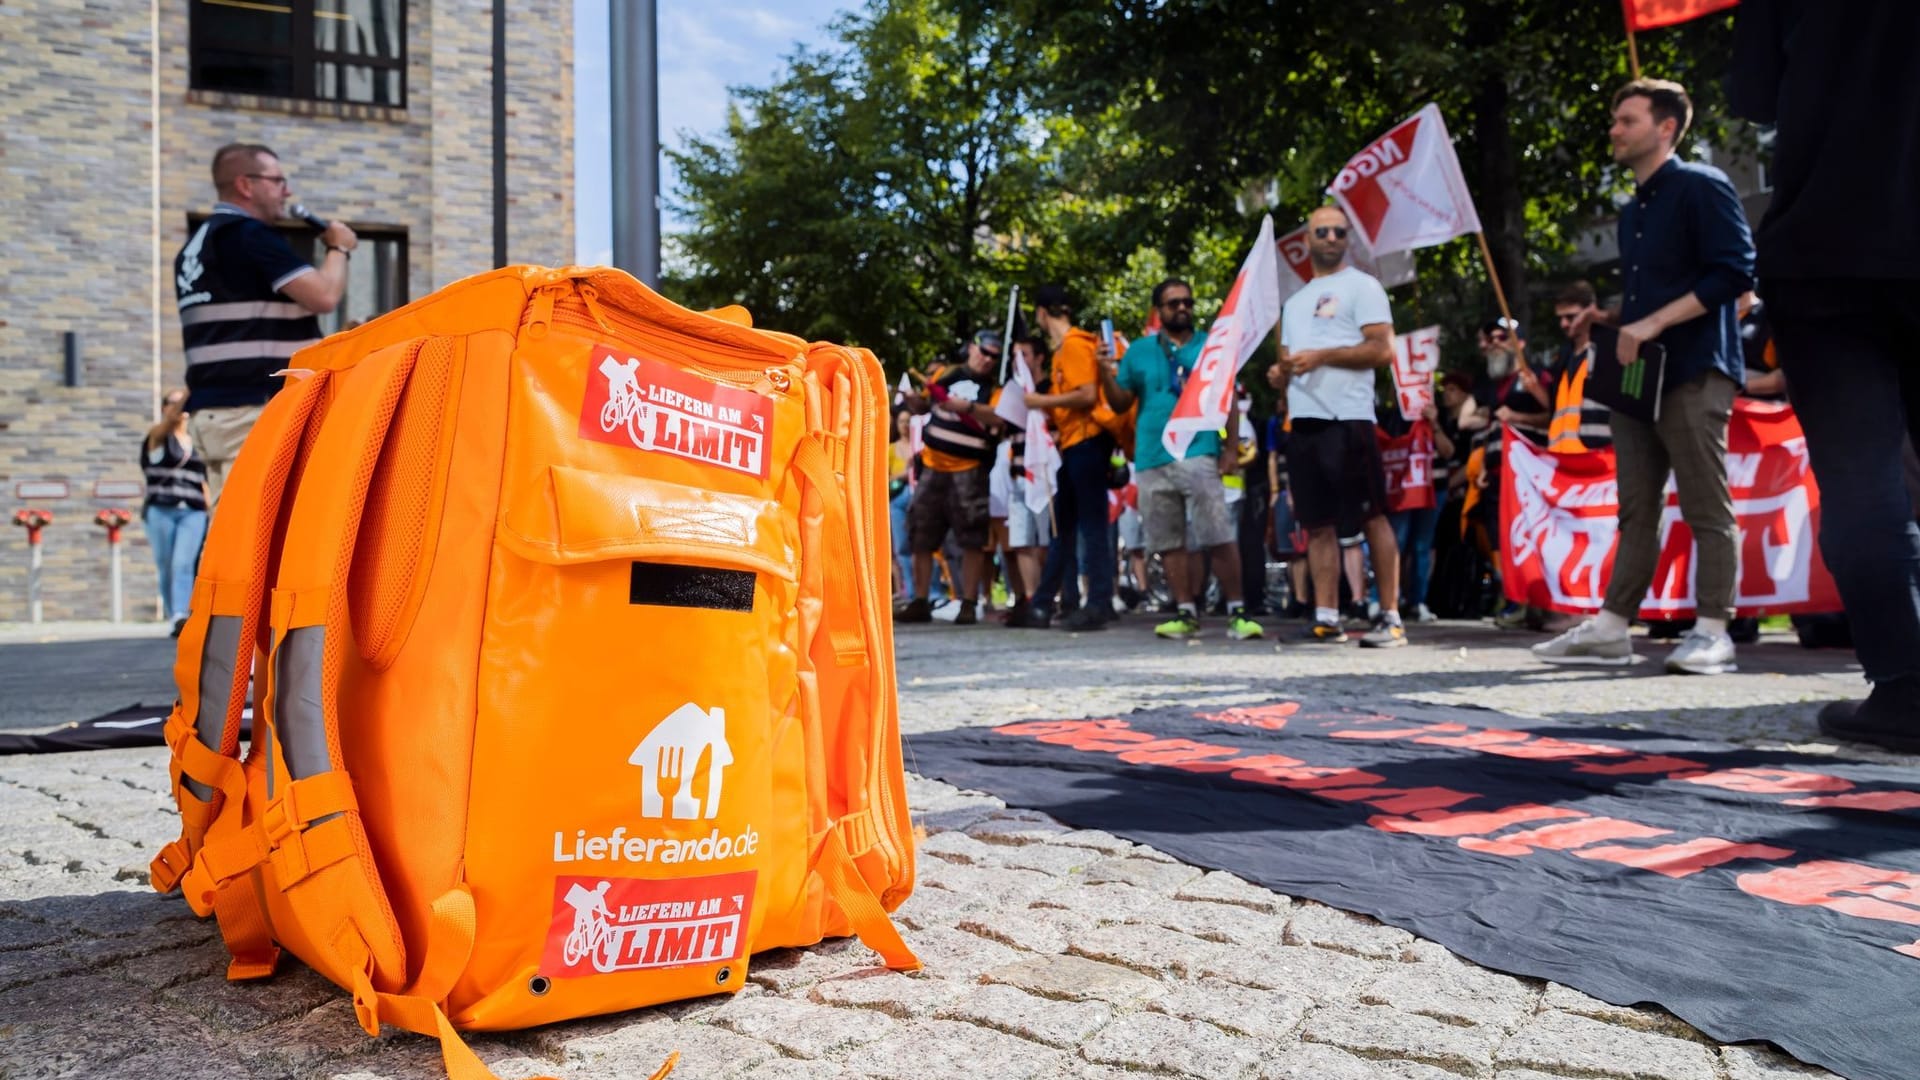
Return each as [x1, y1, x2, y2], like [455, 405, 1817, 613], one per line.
[149, 266, 917, 1080]
[1548, 345, 1594, 453]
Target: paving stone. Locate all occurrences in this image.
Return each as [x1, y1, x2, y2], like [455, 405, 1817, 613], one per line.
[746, 939, 876, 994]
[900, 923, 1027, 980]
[1132, 896, 1287, 946]
[1540, 982, 1703, 1039]
[740, 1059, 854, 1079]
[1360, 958, 1540, 1028]
[807, 969, 970, 1018]
[0, 913, 62, 951]
[1262, 1044, 1469, 1080]
[116, 936, 230, 989]
[707, 994, 896, 1059]
[917, 860, 1062, 907]
[937, 983, 1113, 1048]
[1147, 977, 1313, 1041]
[1080, 856, 1202, 892]
[837, 1017, 1066, 1079]
[893, 880, 1002, 930]
[1174, 869, 1292, 913]
[561, 1016, 780, 1080]
[1301, 1003, 1500, 1073]
[992, 842, 1098, 877]
[161, 961, 345, 1034]
[920, 829, 1006, 865]
[243, 998, 386, 1073]
[1066, 922, 1227, 979]
[960, 907, 1091, 954]
[1285, 903, 1416, 959]
[981, 954, 1167, 1006]
[1080, 1010, 1266, 1079]
[1051, 829, 1138, 856]
[1722, 1044, 1844, 1079]
[1027, 882, 1160, 922]
[1498, 1010, 1718, 1080]
[1200, 939, 1382, 1000]
[966, 816, 1074, 846]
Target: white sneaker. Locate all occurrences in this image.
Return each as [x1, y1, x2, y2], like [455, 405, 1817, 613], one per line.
[1665, 630, 1736, 675]
[1531, 619, 1634, 666]
[1415, 603, 1436, 624]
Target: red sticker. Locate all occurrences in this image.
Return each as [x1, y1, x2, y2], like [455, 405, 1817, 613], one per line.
[544, 870, 756, 977]
[578, 347, 774, 477]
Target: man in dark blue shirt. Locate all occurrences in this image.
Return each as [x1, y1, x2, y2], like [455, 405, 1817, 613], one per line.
[1534, 79, 1755, 676]
[1732, 0, 1920, 750]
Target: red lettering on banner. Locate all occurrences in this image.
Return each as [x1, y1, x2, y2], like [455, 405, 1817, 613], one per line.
[1342, 787, 1481, 814]
[1114, 739, 1244, 766]
[1786, 791, 1920, 812]
[1459, 818, 1672, 858]
[1738, 861, 1920, 926]
[1197, 703, 1300, 730]
[1414, 729, 1532, 750]
[1679, 768, 1854, 796]
[1571, 754, 1707, 777]
[1370, 804, 1586, 838]
[1898, 942, 1920, 960]
[1481, 736, 1627, 762]
[1331, 723, 1467, 740]
[1574, 838, 1795, 879]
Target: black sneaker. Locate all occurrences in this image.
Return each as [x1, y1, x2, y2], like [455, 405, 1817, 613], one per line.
[170, 618, 188, 639]
[953, 600, 978, 626]
[1062, 607, 1109, 632]
[1817, 678, 1920, 753]
[1302, 620, 1348, 643]
[894, 597, 932, 624]
[1728, 617, 1761, 645]
[1009, 604, 1051, 629]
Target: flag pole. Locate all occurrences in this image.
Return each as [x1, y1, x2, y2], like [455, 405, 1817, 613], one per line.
[1626, 27, 1642, 79]
[998, 286, 1020, 385]
[1473, 230, 1528, 372]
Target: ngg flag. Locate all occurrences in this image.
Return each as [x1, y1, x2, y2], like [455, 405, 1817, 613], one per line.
[1328, 103, 1481, 257]
[1623, 0, 1738, 32]
[1500, 399, 1841, 618]
[1163, 214, 1281, 460]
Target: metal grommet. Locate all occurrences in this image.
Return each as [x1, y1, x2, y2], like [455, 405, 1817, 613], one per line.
[714, 966, 732, 986]
[528, 975, 551, 996]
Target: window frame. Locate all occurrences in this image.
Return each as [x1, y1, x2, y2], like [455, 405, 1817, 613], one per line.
[189, 0, 408, 108]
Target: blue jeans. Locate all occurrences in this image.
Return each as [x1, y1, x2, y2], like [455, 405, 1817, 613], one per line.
[1767, 277, 1920, 683]
[1389, 503, 1440, 609]
[889, 486, 913, 595]
[1034, 435, 1116, 615]
[144, 503, 207, 622]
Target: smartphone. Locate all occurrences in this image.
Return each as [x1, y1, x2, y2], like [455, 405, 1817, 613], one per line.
[1099, 318, 1115, 353]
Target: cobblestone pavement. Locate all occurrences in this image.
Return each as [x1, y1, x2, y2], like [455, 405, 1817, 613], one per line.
[1, 615, 1898, 1079]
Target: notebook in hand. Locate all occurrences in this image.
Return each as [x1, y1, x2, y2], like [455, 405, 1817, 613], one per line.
[1583, 323, 1667, 424]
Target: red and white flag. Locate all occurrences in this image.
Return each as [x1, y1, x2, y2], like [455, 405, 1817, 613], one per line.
[1500, 400, 1841, 618]
[1622, 0, 1737, 33]
[1275, 224, 1413, 307]
[1015, 361, 1059, 514]
[1163, 215, 1282, 461]
[1328, 103, 1482, 257]
[1391, 325, 1442, 420]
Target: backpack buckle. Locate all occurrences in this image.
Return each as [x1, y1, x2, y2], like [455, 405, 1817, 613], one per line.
[149, 838, 191, 894]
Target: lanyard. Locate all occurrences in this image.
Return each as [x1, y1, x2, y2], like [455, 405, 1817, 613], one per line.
[1160, 335, 1188, 396]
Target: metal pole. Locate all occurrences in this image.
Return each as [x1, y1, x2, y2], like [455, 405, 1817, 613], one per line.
[110, 539, 123, 623]
[28, 540, 42, 625]
[492, 0, 509, 268]
[610, 0, 661, 285]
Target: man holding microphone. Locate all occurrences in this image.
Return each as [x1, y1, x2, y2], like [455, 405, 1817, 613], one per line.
[174, 142, 357, 503]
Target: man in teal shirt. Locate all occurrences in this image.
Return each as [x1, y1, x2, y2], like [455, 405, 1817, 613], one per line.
[1098, 279, 1263, 640]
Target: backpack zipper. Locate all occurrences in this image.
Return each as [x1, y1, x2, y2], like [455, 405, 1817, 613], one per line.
[535, 280, 802, 392]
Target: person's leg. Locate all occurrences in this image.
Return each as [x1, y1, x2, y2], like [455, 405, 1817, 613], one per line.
[1409, 504, 1439, 614]
[901, 471, 952, 618]
[1033, 455, 1082, 615]
[1771, 278, 1920, 691]
[1069, 438, 1117, 617]
[1365, 514, 1401, 616]
[171, 509, 208, 622]
[1659, 373, 1739, 628]
[143, 505, 179, 622]
[188, 404, 263, 509]
[1342, 543, 1365, 606]
[1389, 511, 1413, 608]
[1600, 408, 1672, 625]
[1308, 528, 1340, 616]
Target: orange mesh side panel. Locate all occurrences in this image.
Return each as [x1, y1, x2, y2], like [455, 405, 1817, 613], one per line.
[351, 338, 456, 662]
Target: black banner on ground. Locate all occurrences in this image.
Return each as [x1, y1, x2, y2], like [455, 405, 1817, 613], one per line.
[909, 699, 1920, 1080]
[0, 704, 251, 755]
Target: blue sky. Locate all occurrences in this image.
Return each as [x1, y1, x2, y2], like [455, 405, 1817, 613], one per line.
[573, 0, 849, 265]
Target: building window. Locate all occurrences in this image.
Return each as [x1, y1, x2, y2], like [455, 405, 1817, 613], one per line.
[184, 215, 410, 334]
[190, 0, 407, 107]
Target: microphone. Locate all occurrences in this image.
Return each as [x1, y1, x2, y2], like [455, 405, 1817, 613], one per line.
[289, 203, 330, 231]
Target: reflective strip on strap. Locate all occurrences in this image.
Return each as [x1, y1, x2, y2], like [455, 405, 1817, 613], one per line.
[186, 338, 315, 367]
[178, 300, 313, 326]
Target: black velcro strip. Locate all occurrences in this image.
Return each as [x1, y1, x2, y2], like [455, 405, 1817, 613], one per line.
[629, 562, 756, 612]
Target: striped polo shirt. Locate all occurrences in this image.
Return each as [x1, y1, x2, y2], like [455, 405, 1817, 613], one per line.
[174, 203, 324, 410]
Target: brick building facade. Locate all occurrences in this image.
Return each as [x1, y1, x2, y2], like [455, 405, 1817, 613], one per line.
[0, 0, 574, 622]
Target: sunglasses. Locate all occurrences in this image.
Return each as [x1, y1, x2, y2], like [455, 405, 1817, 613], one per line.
[1313, 226, 1349, 239]
[981, 349, 1002, 360]
[1161, 297, 1195, 309]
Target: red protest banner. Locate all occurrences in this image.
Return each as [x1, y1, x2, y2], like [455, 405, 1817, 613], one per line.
[1622, 0, 1738, 33]
[1499, 399, 1840, 618]
[1378, 422, 1436, 513]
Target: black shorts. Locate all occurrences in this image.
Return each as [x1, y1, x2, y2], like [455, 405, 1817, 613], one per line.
[908, 462, 993, 552]
[1286, 419, 1389, 535]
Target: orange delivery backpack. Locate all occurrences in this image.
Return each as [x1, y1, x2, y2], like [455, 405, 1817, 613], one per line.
[146, 265, 919, 1079]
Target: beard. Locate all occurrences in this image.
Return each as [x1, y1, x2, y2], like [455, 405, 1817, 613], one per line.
[1164, 310, 1193, 333]
[1485, 351, 1514, 378]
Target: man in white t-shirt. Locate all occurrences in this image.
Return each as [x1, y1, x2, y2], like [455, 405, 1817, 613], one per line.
[1266, 205, 1406, 647]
